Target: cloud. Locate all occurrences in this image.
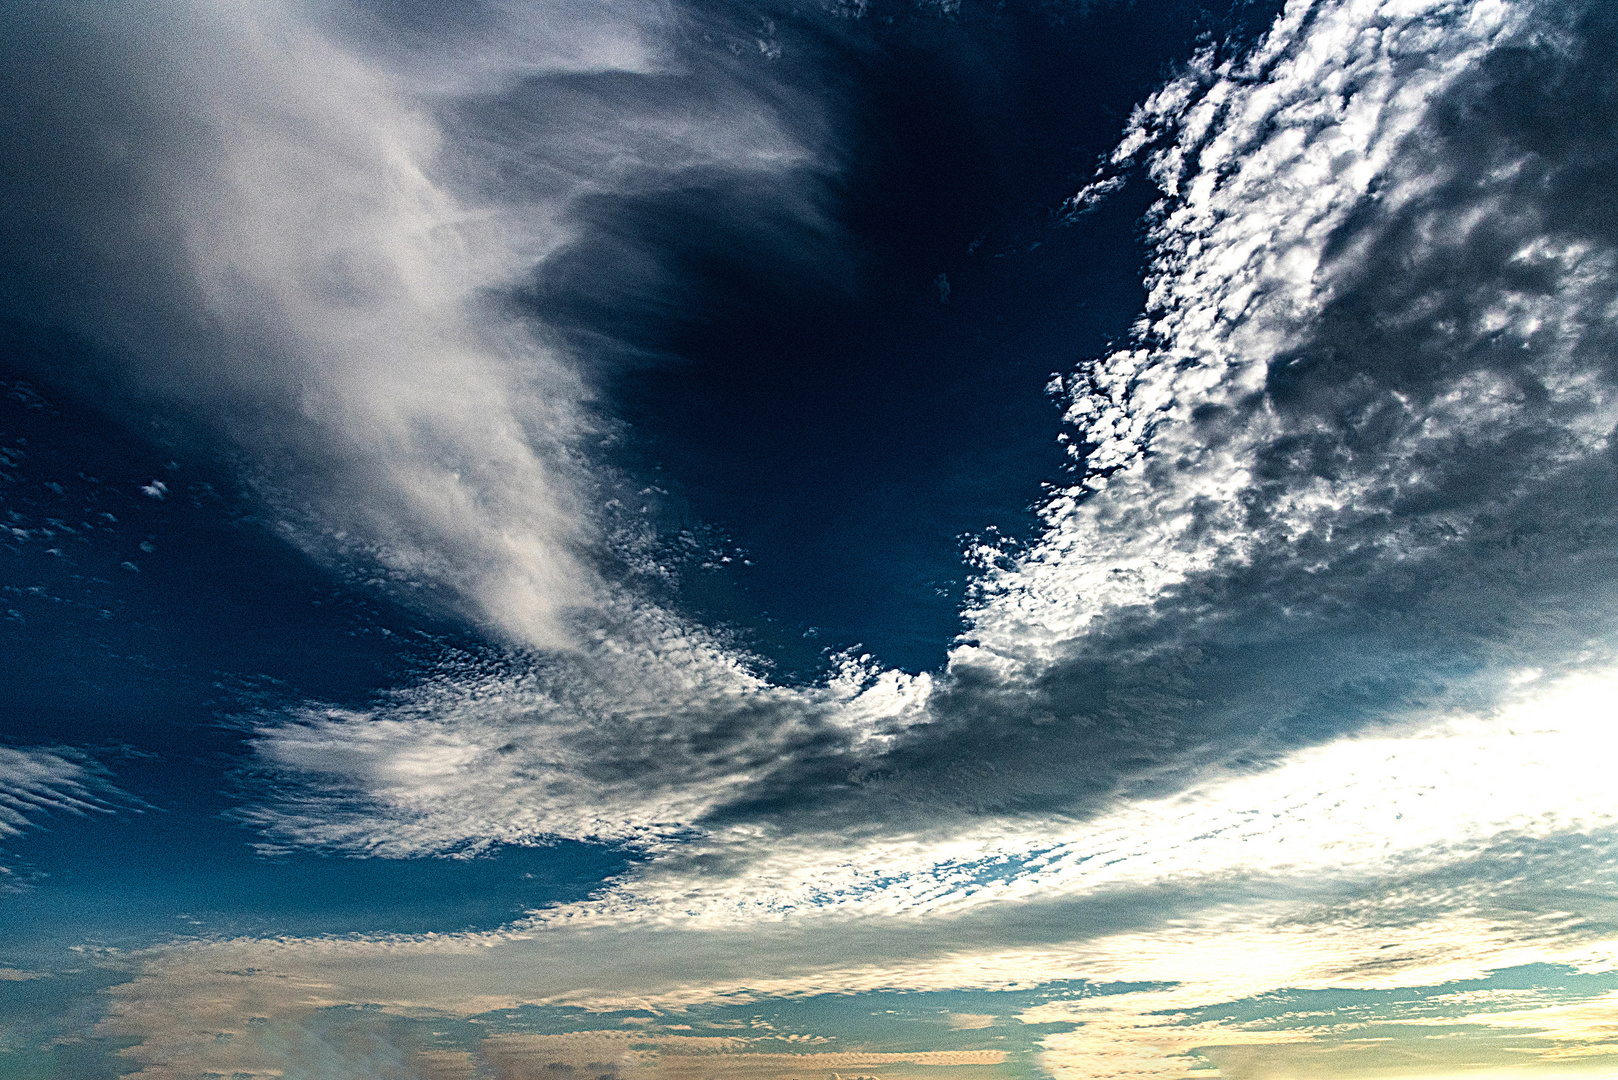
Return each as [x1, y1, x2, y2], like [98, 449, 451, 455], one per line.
[89, 837, 1618, 1079]
[0, 744, 119, 842]
[239, 635, 924, 854]
[893, 0, 1618, 816]
[480, 1033, 1006, 1080]
[0, 0, 835, 648]
[74, 0, 1618, 1073]
[0, 744, 128, 892]
[503, 668, 1618, 929]
[236, 0, 1618, 864]
[1017, 914, 1618, 1080]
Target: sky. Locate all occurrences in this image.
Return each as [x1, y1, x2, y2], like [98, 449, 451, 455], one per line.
[3, 0, 1618, 1077]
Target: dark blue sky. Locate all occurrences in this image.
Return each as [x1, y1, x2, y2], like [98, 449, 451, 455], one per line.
[571, 0, 1280, 676]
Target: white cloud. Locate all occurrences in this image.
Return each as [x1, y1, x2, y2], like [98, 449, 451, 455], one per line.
[451, 665, 1618, 956]
[1016, 914, 1618, 1080]
[967, 0, 1541, 668]
[242, 632, 928, 854]
[0, 745, 119, 843]
[0, 0, 828, 648]
[96, 0, 1618, 1072]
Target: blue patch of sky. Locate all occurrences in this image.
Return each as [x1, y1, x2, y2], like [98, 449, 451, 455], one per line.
[782, 847, 1080, 912]
[588, 0, 1286, 681]
[0, 805, 637, 946]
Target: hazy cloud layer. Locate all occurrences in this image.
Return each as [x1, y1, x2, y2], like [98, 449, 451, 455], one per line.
[94, 799, 1618, 1078]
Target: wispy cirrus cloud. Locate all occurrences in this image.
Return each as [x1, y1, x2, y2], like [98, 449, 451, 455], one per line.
[0, 745, 125, 890]
[0, 745, 117, 841]
[0, 0, 837, 648]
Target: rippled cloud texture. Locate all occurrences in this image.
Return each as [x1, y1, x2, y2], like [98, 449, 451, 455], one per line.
[7, 0, 1618, 1077]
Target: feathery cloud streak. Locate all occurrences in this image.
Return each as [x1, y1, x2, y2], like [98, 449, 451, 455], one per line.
[0, 745, 115, 843]
[0, 0, 830, 647]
